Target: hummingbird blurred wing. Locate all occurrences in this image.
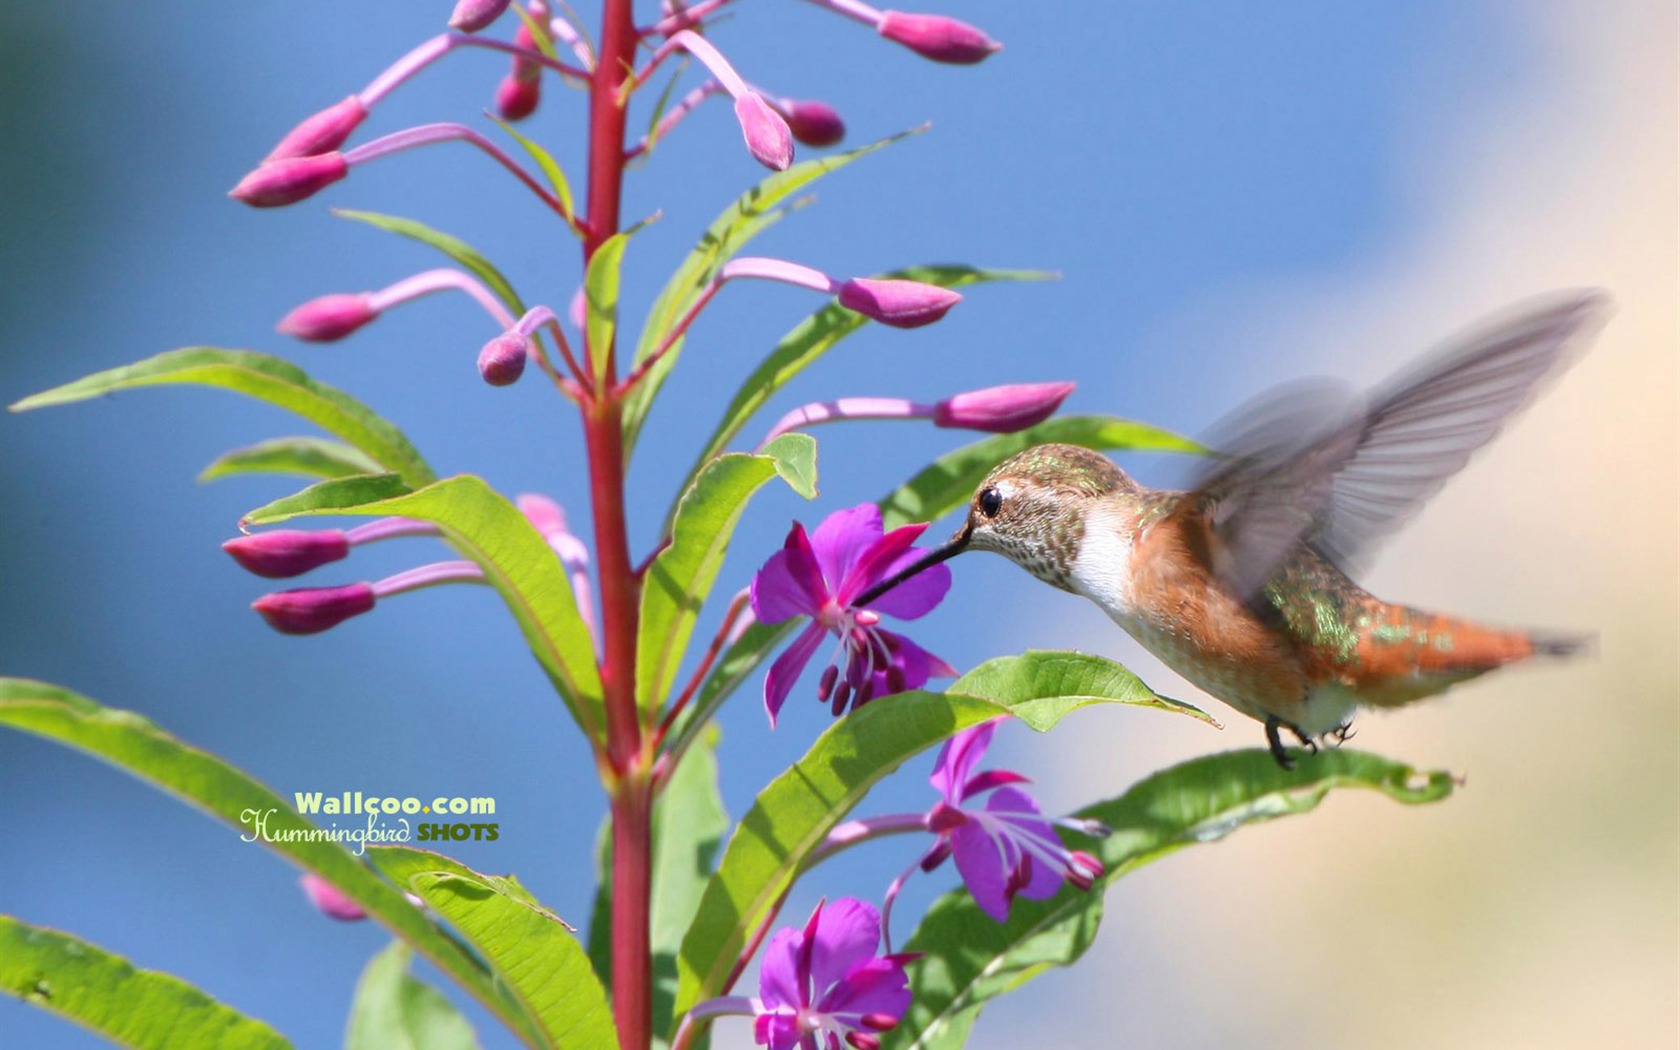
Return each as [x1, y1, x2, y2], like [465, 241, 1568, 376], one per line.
[1185, 290, 1610, 597]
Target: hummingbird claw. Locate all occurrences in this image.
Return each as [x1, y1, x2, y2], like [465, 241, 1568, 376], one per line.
[1327, 721, 1357, 747]
[1265, 716, 1297, 770]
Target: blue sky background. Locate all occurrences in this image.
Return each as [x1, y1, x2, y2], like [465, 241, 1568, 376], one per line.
[2, 2, 1674, 1048]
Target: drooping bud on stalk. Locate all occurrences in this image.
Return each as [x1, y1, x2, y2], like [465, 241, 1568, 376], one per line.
[229, 153, 349, 207]
[276, 294, 378, 343]
[837, 278, 963, 328]
[450, 0, 513, 32]
[733, 94, 794, 170]
[932, 382, 1075, 432]
[223, 530, 351, 578]
[265, 96, 370, 161]
[252, 583, 376, 635]
[877, 11, 1002, 64]
[496, 17, 545, 121]
[478, 332, 530, 386]
[773, 97, 846, 147]
[299, 873, 366, 921]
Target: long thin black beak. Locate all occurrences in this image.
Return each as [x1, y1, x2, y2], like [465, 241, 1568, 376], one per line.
[854, 527, 971, 607]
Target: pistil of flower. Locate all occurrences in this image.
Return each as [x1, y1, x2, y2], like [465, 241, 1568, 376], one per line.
[278, 268, 518, 343]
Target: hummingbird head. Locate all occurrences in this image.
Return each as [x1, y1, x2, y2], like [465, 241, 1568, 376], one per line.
[854, 443, 1134, 608]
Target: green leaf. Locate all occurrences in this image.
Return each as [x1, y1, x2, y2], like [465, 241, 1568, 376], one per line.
[673, 266, 1057, 517]
[0, 680, 540, 1048]
[623, 129, 924, 450]
[243, 475, 605, 738]
[370, 848, 616, 1050]
[0, 915, 291, 1050]
[589, 731, 730, 1048]
[639, 64, 688, 157]
[636, 434, 815, 715]
[889, 748, 1456, 1050]
[9, 348, 435, 487]
[675, 650, 1185, 1017]
[199, 436, 385, 483]
[585, 232, 631, 387]
[490, 116, 575, 221]
[879, 414, 1203, 529]
[951, 650, 1216, 728]
[333, 209, 528, 321]
[346, 941, 481, 1050]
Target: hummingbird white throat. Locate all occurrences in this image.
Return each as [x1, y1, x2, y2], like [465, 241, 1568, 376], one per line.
[857, 291, 1609, 768]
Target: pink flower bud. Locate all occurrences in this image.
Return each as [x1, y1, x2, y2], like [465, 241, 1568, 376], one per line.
[450, 0, 512, 31]
[933, 381, 1075, 432]
[779, 99, 845, 147]
[265, 96, 369, 162]
[478, 332, 530, 386]
[845, 1034, 881, 1050]
[229, 153, 349, 208]
[496, 72, 542, 121]
[224, 530, 351, 578]
[734, 94, 794, 171]
[276, 293, 378, 342]
[860, 1014, 900, 1033]
[299, 873, 366, 921]
[252, 583, 375, 635]
[837, 278, 962, 328]
[877, 11, 1001, 64]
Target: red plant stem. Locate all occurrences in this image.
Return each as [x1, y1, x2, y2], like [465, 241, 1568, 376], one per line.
[615, 279, 722, 394]
[584, 1, 652, 1048]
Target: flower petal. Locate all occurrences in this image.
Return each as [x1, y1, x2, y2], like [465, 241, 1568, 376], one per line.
[948, 820, 1015, 922]
[987, 787, 1064, 901]
[930, 718, 1004, 802]
[808, 897, 883, 998]
[753, 523, 830, 624]
[764, 621, 829, 726]
[859, 546, 951, 620]
[880, 630, 955, 691]
[758, 926, 807, 1011]
[809, 504, 886, 593]
[836, 522, 928, 606]
[818, 955, 913, 1024]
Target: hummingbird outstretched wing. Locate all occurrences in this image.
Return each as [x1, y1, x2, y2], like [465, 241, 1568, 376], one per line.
[1184, 290, 1611, 598]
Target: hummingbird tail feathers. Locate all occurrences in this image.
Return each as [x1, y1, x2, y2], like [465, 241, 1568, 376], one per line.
[1527, 630, 1596, 659]
[1341, 608, 1586, 709]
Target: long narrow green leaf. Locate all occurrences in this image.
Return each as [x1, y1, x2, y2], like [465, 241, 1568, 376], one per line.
[345, 941, 481, 1050]
[0, 915, 291, 1050]
[490, 117, 575, 221]
[243, 475, 604, 739]
[879, 414, 1204, 529]
[674, 649, 1193, 1016]
[8, 348, 435, 487]
[333, 209, 528, 320]
[371, 848, 617, 1050]
[637, 434, 815, 715]
[889, 749, 1457, 1050]
[199, 436, 384, 483]
[585, 232, 631, 387]
[0, 680, 541, 1047]
[623, 129, 924, 449]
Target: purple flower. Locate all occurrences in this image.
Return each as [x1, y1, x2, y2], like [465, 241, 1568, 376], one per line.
[754, 898, 915, 1050]
[919, 718, 1103, 922]
[750, 504, 955, 725]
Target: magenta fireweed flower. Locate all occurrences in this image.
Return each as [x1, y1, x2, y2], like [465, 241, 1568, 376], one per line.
[877, 11, 1001, 64]
[229, 153, 349, 207]
[299, 873, 366, 922]
[253, 560, 484, 634]
[265, 96, 369, 162]
[932, 382, 1076, 432]
[224, 518, 439, 579]
[836, 278, 961, 329]
[754, 898, 914, 1050]
[450, 0, 513, 32]
[916, 718, 1104, 922]
[750, 504, 954, 725]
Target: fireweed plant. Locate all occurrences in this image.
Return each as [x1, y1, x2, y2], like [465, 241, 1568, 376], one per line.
[0, 3, 1462, 1048]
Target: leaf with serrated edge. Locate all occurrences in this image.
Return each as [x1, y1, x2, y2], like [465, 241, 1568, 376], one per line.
[0, 680, 541, 1048]
[199, 436, 384, 483]
[674, 649, 1203, 1017]
[371, 848, 616, 1050]
[888, 748, 1455, 1050]
[243, 475, 604, 738]
[623, 129, 925, 450]
[879, 414, 1204, 530]
[345, 941, 481, 1050]
[0, 915, 293, 1050]
[9, 348, 434, 487]
[638, 435, 814, 715]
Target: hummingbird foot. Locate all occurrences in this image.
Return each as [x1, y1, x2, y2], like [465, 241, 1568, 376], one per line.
[1265, 716, 1301, 770]
[1326, 721, 1357, 747]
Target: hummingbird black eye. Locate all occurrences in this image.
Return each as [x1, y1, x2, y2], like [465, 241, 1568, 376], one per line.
[977, 486, 1003, 518]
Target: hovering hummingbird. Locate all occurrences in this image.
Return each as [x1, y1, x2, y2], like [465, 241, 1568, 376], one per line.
[859, 291, 1609, 767]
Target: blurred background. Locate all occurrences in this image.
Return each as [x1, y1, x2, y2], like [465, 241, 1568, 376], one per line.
[1, 1, 1674, 1048]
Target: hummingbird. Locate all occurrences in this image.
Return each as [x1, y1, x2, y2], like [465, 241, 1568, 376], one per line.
[858, 291, 1609, 767]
